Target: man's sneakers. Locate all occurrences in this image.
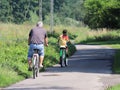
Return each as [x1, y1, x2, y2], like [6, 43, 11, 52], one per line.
[40, 64, 43, 68]
[28, 67, 32, 71]
[28, 64, 43, 71]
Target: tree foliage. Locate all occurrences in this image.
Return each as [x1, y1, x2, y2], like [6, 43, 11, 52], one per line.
[84, 0, 120, 29]
[0, 0, 85, 24]
[0, 0, 39, 23]
[0, 0, 120, 29]
[0, 0, 12, 22]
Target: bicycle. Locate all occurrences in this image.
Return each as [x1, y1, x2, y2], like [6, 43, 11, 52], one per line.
[32, 49, 40, 79]
[59, 47, 68, 67]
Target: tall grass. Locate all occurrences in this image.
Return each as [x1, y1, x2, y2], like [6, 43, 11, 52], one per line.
[81, 29, 120, 44]
[1, 23, 120, 89]
[0, 23, 77, 87]
[107, 84, 120, 90]
[53, 25, 90, 43]
[0, 67, 24, 87]
[79, 28, 120, 90]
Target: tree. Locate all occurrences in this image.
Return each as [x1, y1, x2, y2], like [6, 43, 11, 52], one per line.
[84, 0, 120, 29]
[0, 0, 12, 22]
[0, 0, 86, 24]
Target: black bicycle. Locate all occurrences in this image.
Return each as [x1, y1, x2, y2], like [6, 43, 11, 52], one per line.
[59, 47, 68, 67]
[32, 49, 40, 79]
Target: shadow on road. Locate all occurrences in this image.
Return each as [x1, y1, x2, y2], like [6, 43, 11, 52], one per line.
[4, 86, 72, 90]
[46, 48, 115, 74]
[3, 45, 118, 90]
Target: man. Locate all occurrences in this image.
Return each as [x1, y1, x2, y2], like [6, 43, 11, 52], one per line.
[27, 21, 48, 71]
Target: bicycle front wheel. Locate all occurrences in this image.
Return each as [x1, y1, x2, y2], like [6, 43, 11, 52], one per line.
[60, 48, 66, 67]
[64, 58, 68, 67]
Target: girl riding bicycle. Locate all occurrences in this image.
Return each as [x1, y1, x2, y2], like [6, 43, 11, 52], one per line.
[58, 29, 70, 58]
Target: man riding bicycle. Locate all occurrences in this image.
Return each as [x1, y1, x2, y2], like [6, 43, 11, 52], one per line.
[27, 21, 48, 71]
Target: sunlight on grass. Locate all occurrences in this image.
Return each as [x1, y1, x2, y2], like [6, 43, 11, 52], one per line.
[0, 66, 24, 87]
[107, 84, 120, 90]
[0, 23, 77, 87]
[1, 23, 120, 89]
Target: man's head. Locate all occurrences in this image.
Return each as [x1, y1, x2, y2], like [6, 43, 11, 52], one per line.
[62, 29, 67, 36]
[37, 21, 43, 27]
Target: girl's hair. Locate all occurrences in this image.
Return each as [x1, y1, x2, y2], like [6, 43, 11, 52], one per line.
[63, 29, 67, 34]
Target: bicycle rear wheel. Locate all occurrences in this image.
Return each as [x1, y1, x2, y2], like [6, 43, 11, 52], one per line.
[33, 66, 35, 79]
[33, 60, 39, 78]
[60, 48, 66, 67]
[32, 55, 38, 79]
[35, 59, 39, 77]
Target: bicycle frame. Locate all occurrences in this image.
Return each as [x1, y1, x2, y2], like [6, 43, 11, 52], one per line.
[60, 47, 68, 67]
[32, 49, 40, 79]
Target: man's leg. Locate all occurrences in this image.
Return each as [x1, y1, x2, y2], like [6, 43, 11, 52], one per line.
[39, 56, 44, 67]
[28, 59, 32, 67]
[38, 44, 44, 68]
[28, 44, 35, 71]
[27, 45, 33, 71]
[28, 58, 32, 71]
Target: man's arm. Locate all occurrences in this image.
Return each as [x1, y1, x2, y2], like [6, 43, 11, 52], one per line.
[28, 36, 31, 45]
[28, 30, 32, 45]
[44, 37, 48, 46]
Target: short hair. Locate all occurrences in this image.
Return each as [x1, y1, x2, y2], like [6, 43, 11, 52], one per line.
[63, 29, 67, 34]
[37, 21, 43, 27]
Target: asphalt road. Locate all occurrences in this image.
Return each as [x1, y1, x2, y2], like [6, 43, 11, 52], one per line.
[3, 45, 120, 90]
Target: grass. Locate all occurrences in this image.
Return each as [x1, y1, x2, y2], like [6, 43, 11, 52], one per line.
[107, 84, 120, 90]
[0, 67, 24, 87]
[79, 29, 120, 90]
[1, 23, 120, 89]
[0, 23, 77, 87]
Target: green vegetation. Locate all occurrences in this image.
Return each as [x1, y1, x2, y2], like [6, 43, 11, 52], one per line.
[1, 23, 120, 89]
[1, 0, 119, 29]
[107, 84, 120, 90]
[80, 29, 120, 73]
[0, 67, 24, 87]
[0, 0, 120, 89]
[84, 0, 120, 29]
[80, 29, 120, 90]
[0, 0, 85, 25]
[0, 23, 120, 89]
[81, 29, 120, 44]
[0, 23, 77, 87]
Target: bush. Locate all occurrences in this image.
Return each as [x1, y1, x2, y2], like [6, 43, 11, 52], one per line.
[68, 42, 76, 56]
[0, 31, 76, 87]
[81, 30, 120, 43]
[44, 14, 81, 26]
